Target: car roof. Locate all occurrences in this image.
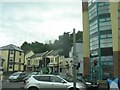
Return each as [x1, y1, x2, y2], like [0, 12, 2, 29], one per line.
[13, 71, 24, 74]
[31, 74, 58, 77]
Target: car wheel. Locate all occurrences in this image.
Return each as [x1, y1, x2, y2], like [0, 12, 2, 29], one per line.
[28, 87, 38, 90]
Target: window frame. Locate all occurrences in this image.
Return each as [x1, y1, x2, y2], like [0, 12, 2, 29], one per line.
[33, 76, 50, 82]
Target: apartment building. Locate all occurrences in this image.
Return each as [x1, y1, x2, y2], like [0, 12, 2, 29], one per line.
[82, 1, 120, 79]
[110, 1, 120, 78]
[0, 44, 25, 72]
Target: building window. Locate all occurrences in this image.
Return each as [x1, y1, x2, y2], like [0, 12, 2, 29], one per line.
[51, 60, 54, 63]
[66, 61, 68, 63]
[9, 60, 13, 62]
[19, 58, 21, 62]
[98, 2, 105, 6]
[90, 44, 98, 50]
[98, 5, 109, 11]
[99, 10, 110, 15]
[36, 60, 38, 64]
[10, 50, 14, 54]
[100, 25, 111, 31]
[19, 51, 22, 55]
[118, 10, 120, 18]
[60, 68, 62, 72]
[119, 29, 120, 38]
[100, 21, 111, 26]
[19, 65, 21, 71]
[55, 59, 57, 62]
[9, 65, 13, 68]
[28, 60, 30, 65]
[51, 58, 54, 63]
[9, 57, 13, 62]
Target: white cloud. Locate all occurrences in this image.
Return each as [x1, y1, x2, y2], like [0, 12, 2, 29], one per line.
[0, 1, 82, 47]
[1, 0, 80, 3]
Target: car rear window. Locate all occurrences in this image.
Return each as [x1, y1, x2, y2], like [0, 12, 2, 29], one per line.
[33, 76, 50, 82]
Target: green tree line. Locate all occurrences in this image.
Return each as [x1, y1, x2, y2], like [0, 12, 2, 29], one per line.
[21, 31, 83, 58]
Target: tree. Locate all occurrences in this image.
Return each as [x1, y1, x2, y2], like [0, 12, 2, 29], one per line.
[21, 31, 83, 57]
[21, 41, 53, 54]
[21, 41, 32, 53]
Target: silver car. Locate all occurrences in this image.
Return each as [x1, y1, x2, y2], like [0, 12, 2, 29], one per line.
[23, 72, 40, 83]
[24, 74, 86, 90]
[9, 72, 27, 82]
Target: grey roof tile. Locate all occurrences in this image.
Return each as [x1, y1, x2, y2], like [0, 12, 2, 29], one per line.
[0, 44, 23, 51]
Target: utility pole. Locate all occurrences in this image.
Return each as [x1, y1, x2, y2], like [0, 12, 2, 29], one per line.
[73, 28, 77, 90]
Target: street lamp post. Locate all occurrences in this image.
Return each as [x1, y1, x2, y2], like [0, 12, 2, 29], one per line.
[73, 28, 77, 90]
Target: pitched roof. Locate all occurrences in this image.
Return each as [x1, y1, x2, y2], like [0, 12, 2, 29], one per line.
[0, 44, 23, 51]
[47, 50, 60, 56]
[30, 51, 48, 59]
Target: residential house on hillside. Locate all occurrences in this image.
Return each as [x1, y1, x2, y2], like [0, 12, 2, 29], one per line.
[25, 49, 71, 75]
[59, 57, 73, 79]
[25, 51, 51, 72]
[47, 50, 60, 74]
[0, 44, 25, 72]
[24, 50, 34, 71]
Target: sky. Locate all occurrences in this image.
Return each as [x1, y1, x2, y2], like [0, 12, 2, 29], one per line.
[0, 0, 83, 47]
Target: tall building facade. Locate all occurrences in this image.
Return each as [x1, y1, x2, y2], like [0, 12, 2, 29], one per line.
[110, 1, 120, 78]
[0, 44, 25, 72]
[82, 1, 120, 80]
[88, 1, 113, 80]
[82, 2, 90, 78]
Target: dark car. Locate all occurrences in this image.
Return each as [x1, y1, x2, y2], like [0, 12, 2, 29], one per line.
[9, 72, 27, 82]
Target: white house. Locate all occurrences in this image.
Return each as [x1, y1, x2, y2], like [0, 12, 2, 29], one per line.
[69, 42, 83, 77]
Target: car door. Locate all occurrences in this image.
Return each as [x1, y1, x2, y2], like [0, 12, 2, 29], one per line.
[50, 76, 69, 88]
[34, 76, 54, 88]
[19, 73, 26, 80]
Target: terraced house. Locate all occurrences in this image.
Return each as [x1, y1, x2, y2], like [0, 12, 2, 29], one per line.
[0, 44, 25, 72]
[25, 51, 48, 71]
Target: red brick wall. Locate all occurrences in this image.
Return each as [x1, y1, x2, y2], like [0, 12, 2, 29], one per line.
[82, 2, 88, 12]
[113, 51, 120, 79]
[83, 57, 90, 77]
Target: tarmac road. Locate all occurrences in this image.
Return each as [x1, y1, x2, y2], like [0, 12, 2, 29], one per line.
[2, 80, 25, 90]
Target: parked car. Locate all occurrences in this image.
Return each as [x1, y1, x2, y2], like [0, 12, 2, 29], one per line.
[24, 74, 86, 90]
[85, 79, 99, 88]
[23, 72, 40, 83]
[9, 72, 27, 82]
